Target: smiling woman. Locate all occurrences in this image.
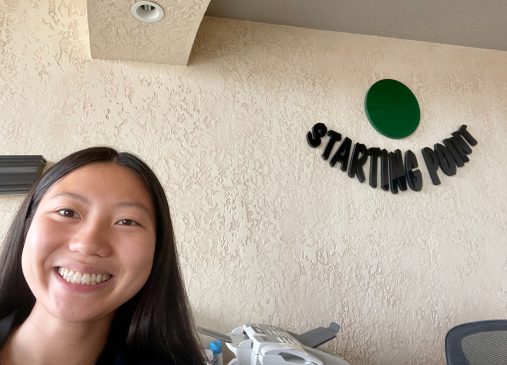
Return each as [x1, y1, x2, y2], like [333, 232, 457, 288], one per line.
[0, 147, 204, 365]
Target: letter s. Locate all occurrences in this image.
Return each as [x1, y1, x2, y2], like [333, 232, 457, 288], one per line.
[306, 123, 328, 148]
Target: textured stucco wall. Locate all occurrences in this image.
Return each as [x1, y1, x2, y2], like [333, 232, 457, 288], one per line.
[1, 2, 506, 364]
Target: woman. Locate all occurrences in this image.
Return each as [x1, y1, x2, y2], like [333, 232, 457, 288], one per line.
[0, 147, 204, 365]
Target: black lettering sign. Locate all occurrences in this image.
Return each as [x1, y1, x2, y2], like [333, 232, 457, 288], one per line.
[306, 123, 476, 194]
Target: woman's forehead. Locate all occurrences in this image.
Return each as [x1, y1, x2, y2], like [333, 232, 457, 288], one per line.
[43, 162, 155, 211]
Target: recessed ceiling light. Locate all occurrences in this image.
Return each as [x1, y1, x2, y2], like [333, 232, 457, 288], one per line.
[131, 1, 165, 23]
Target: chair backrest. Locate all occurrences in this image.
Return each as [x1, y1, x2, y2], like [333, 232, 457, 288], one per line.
[445, 320, 507, 365]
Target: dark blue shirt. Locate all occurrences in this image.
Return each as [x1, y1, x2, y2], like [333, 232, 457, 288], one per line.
[0, 311, 179, 365]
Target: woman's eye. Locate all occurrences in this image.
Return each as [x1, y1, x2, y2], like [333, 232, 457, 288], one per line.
[57, 209, 76, 218]
[117, 219, 139, 226]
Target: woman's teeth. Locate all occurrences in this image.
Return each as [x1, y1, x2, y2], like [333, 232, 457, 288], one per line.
[57, 267, 111, 285]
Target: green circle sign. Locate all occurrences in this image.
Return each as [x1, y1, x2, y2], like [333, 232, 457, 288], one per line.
[365, 79, 420, 139]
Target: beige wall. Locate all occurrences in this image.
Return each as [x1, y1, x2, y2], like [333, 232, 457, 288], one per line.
[1, 2, 507, 364]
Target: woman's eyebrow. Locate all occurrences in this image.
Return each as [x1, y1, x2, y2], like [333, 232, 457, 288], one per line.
[48, 191, 90, 204]
[48, 192, 152, 216]
[114, 201, 152, 216]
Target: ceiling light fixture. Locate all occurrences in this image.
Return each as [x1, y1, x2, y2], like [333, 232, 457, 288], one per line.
[131, 1, 165, 23]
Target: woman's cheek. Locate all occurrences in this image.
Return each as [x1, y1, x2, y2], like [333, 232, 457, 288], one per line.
[124, 237, 156, 283]
[25, 218, 64, 252]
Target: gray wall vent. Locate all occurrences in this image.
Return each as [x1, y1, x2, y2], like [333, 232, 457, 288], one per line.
[0, 155, 47, 195]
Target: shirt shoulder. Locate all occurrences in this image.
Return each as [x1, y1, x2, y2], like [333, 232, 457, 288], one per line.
[102, 347, 188, 365]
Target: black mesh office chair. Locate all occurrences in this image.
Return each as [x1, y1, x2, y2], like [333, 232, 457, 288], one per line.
[445, 320, 507, 365]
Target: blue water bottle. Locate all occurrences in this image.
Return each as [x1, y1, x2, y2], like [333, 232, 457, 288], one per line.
[209, 339, 223, 365]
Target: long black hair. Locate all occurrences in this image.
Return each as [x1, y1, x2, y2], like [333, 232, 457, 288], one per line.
[0, 147, 204, 364]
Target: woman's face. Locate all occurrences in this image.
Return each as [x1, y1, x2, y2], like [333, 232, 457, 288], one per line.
[21, 162, 156, 323]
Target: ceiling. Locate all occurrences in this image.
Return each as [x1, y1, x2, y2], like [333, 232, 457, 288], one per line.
[86, 0, 505, 65]
[205, 0, 507, 52]
[87, 0, 210, 64]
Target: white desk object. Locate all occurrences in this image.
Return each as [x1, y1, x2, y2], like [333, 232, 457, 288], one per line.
[198, 323, 351, 365]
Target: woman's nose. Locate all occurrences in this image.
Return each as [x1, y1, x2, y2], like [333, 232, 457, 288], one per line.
[67, 220, 112, 257]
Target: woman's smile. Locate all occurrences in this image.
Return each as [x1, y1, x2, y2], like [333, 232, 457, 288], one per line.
[56, 267, 112, 285]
